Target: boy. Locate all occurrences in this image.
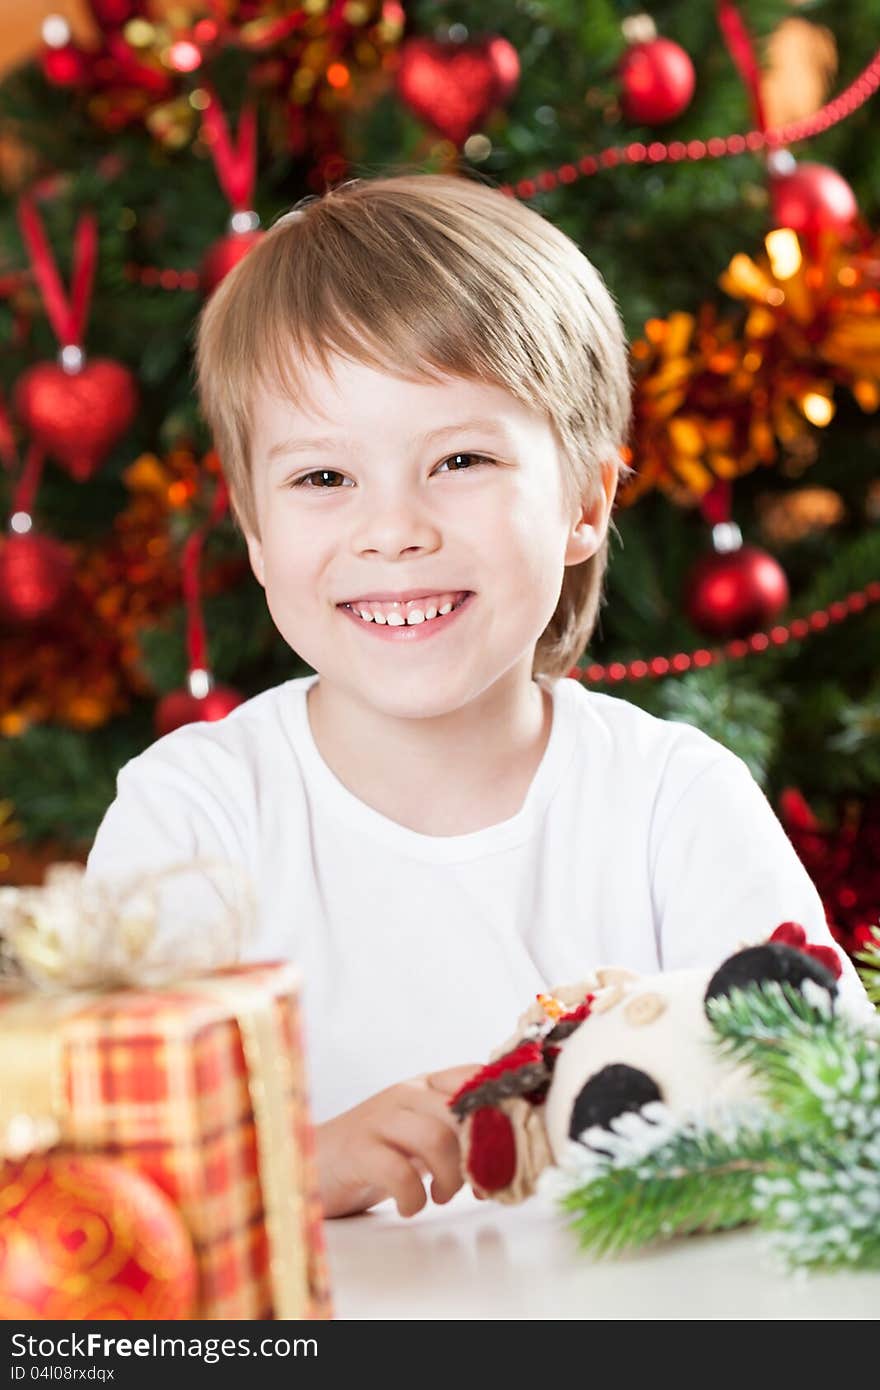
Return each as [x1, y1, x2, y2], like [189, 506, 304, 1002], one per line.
[85, 171, 873, 1222]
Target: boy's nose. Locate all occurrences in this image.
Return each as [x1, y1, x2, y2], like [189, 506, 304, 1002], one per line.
[351, 500, 441, 558]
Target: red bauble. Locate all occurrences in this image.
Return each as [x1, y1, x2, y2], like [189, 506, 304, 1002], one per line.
[41, 45, 88, 87]
[13, 359, 138, 481]
[684, 544, 789, 638]
[0, 1152, 198, 1319]
[0, 532, 75, 626]
[395, 35, 521, 146]
[200, 230, 264, 295]
[619, 38, 695, 125]
[155, 683, 246, 737]
[89, 0, 138, 23]
[769, 161, 858, 245]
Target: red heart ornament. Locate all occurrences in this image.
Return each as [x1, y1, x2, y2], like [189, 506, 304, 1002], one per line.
[14, 357, 138, 481]
[395, 35, 520, 146]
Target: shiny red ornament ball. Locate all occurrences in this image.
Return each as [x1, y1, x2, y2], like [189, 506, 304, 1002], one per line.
[155, 683, 246, 738]
[0, 1153, 198, 1320]
[13, 359, 138, 482]
[685, 544, 789, 638]
[200, 230, 264, 295]
[41, 45, 88, 87]
[89, 0, 138, 22]
[769, 162, 858, 247]
[395, 34, 521, 147]
[619, 38, 695, 125]
[0, 532, 75, 626]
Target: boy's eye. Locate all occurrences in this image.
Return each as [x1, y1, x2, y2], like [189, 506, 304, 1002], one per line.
[287, 453, 493, 490]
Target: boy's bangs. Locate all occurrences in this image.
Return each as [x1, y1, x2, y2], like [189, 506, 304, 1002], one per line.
[248, 231, 540, 424]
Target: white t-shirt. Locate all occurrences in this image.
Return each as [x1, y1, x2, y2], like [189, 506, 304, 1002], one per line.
[84, 671, 874, 1122]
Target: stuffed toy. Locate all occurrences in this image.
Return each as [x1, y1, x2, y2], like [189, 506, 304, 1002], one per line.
[449, 922, 844, 1204]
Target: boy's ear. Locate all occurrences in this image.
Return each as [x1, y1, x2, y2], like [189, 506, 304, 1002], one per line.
[563, 457, 619, 567]
[244, 530, 266, 588]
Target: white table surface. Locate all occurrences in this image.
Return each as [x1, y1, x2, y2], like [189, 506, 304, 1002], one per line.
[323, 1187, 880, 1320]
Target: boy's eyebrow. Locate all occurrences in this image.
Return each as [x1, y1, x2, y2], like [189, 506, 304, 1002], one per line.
[266, 418, 515, 466]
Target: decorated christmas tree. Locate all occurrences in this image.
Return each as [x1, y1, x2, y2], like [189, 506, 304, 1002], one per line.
[0, 1, 878, 966]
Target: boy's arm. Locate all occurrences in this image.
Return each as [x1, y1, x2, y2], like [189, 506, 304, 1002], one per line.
[84, 743, 255, 955]
[650, 751, 874, 1022]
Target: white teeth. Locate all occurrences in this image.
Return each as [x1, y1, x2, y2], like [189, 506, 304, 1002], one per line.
[345, 593, 470, 626]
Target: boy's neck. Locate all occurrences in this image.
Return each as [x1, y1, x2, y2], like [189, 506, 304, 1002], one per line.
[305, 669, 553, 837]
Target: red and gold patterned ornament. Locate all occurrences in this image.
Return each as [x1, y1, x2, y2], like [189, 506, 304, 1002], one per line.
[684, 484, 789, 638]
[395, 32, 521, 147]
[0, 1150, 198, 1320]
[618, 14, 695, 127]
[13, 196, 137, 481]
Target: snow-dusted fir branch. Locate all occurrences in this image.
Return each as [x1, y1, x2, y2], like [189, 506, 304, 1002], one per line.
[707, 982, 879, 1139]
[554, 982, 880, 1270]
[544, 1104, 788, 1257]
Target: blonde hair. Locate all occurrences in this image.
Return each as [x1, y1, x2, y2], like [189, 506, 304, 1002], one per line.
[194, 169, 632, 678]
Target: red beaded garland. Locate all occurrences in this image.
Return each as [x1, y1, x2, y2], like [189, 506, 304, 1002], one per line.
[572, 583, 879, 685]
[126, 50, 880, 290]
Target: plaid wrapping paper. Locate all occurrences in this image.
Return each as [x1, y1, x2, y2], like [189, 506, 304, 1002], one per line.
[0, 961, 332, 1320]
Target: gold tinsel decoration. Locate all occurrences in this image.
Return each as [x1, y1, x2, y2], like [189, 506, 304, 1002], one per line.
[621, 229, 880, 507]
[0, 448, 244, 738]
[756, 487, 846, 545]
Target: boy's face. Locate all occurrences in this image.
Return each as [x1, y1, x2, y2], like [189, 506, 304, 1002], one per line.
[246, 353, 616, 718]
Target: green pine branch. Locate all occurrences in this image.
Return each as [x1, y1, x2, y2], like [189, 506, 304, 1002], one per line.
[856, 926, 880, 1005]
[558, 1115, 786, 1256]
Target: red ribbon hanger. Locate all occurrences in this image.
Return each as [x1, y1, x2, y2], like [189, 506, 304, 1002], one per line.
[716, 0, 767, 135]
[16, 195, 98, 350]
[200, 88, 258, 212]
[181, 475, 230, 673]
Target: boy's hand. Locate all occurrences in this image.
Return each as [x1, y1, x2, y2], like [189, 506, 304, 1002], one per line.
[315, 1064, 481, 1220]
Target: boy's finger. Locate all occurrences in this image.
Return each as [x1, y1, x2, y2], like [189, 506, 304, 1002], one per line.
[368, 1145, 428, 1219]
[380, 1111, 464, 1206]
[424, 1064, 483, 1096]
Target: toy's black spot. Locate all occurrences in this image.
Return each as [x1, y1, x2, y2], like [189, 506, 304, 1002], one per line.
[704, 941, 837, 1013]
[568, 1064, 662, 1141]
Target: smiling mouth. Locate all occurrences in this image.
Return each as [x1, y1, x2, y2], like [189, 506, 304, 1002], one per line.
[338, 591, 474, 629]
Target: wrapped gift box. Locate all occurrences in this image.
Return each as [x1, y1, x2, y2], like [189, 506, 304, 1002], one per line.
[0, 961, 332, 1320]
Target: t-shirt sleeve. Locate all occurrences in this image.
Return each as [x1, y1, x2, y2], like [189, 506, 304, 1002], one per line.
[650, 749, 875, 1023]
[84, 742, 258, 962]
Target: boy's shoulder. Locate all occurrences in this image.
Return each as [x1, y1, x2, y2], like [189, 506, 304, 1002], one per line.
[558, 678, 749, 787]
[117, 673, 314, 787]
